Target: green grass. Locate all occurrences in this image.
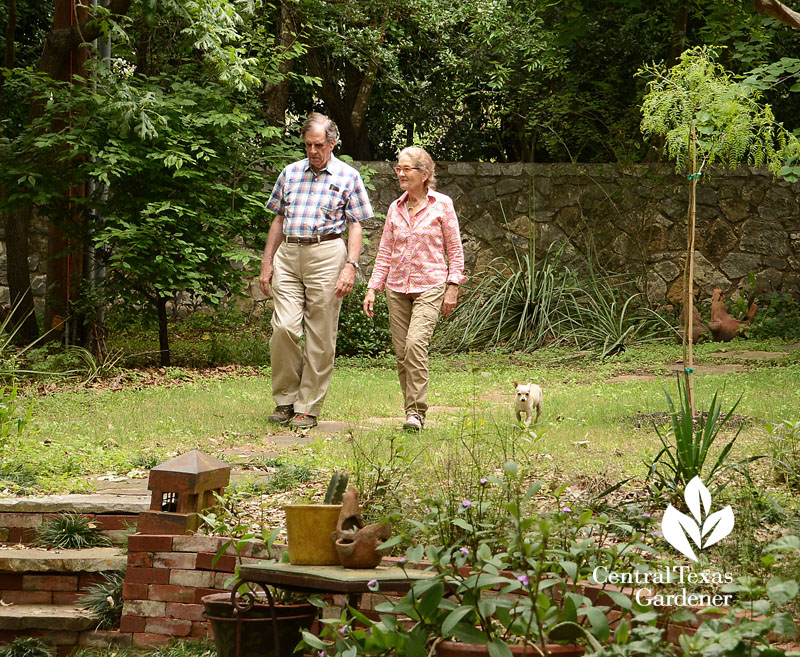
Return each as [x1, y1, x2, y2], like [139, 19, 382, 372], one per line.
[10, 338, 800, 502]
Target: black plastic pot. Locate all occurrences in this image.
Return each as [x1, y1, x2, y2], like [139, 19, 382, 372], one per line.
[202, 592, 318, 657]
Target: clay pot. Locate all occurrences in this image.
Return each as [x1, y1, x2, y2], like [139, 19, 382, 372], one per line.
[332, 487, 392, 568]
[435, 640, 585, 657]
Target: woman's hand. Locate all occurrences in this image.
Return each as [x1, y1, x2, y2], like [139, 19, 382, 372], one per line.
[363, 288, 376, 318]
[442, 285, 459, 318]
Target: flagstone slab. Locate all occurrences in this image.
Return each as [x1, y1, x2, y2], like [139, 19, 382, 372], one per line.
[0, 494, 149, 514]
[0, 604, 95, 631]
[0, 547, 126, 572]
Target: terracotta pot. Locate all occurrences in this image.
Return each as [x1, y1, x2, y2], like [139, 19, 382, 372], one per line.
[435, 640, 585, 657]
[202, 593, 317, 657]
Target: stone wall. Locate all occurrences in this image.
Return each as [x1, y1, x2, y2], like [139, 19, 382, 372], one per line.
[356, 162, 800, 304]
[5, 164, 800, 310]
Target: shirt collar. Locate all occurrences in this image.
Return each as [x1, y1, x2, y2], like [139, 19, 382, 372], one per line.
[304, 154, 338, 176]
[400, 188, 436, 206]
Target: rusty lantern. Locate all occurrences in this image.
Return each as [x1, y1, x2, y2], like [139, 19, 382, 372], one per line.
[137, 450, 230, 535]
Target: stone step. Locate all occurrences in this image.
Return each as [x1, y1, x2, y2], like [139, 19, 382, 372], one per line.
[0, 604, 96, 631]
[0, 494, 149, 514]
[0, 547, 126, 573]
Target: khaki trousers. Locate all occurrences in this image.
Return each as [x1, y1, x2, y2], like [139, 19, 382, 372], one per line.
[270, 239, 346, 416]
[385, 284, 446, 418]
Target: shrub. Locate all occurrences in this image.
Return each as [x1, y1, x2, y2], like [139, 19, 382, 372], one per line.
[336, 281, 392, 357]
[34, 512, 112, 549]
[79, 570, 125, 630]
[748, 292, 800, 341]
[767, 418, 800, 489]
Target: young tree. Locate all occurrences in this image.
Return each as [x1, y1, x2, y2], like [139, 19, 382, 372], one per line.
[639, 46, 799, 410]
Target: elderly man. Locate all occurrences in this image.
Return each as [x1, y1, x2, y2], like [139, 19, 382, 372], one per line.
[259, 113, 373, 429]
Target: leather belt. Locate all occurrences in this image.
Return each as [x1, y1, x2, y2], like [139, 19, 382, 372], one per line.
[285, 233, 342, 245]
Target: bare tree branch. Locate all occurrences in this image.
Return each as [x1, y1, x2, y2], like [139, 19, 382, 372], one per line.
[753, 0, 800, 30]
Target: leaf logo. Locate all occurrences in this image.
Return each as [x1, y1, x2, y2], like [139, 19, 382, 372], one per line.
[661, 476, 735, 562]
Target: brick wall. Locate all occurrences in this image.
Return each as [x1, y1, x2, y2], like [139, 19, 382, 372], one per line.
[119, 534, 278, 647]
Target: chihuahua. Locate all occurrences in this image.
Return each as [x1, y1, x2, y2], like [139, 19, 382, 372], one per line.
[514, 381, 543, 426]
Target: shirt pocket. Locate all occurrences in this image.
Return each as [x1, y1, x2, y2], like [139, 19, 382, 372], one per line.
[321, 188, 347, 218]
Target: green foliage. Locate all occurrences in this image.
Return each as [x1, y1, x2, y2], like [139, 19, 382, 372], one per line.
[78, 570, 125, 630]
[639, 46, 799, 178]
[767, 418, 800, 490]
[0, 384, 30, 450]
[0, 638, 51, 657]
[34, 512, 112, 550]
[434, 245, 572, 353]
[337, 282, 392, 357]
[748, 292, 800, 341]
[646, 376, 760, 498]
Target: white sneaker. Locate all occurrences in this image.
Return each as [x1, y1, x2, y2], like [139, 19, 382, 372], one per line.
[402, 413, 423, 431]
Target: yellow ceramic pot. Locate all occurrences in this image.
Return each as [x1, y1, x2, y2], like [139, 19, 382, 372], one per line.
[283, 504, 342, 565]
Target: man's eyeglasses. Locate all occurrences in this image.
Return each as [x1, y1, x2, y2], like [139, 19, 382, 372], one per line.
[393, 166, 419, 174]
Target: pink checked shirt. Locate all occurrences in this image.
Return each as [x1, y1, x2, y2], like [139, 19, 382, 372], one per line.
[368, 189, 466, 294]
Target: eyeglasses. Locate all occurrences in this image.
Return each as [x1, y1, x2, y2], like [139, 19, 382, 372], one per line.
[393, 166, 420, 174]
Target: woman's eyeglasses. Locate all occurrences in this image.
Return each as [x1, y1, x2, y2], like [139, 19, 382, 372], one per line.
[393, 166, 420, 174]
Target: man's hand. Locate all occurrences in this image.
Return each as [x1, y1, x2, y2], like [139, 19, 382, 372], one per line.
[259, 264, 274, 298]
[335, 263, 356, 298]
[442, 285, 459, 318]
[363, 288, 376, 318]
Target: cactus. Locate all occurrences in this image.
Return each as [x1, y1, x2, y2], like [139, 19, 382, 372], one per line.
[323, 470, 348, 504]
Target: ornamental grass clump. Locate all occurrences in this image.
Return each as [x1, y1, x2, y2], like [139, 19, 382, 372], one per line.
[78, 570, 125, 630]
[34, 511, 112, 549]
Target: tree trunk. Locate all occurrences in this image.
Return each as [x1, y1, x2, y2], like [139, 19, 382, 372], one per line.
[2, 0, 15, 75]
[753, 0, 800, 29]
[264, 1, 296, 127]
[4, 0, 132, 344]
[156, 295, 170, 367]
[667, 0, 690, 68]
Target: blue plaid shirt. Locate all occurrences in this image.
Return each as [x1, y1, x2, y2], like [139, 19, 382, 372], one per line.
[266, 155, 373, 238]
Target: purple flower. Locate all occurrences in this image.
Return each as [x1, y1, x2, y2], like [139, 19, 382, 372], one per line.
[367, 579, 379, 592]
[461, 500, 472, 508]
[642, 512, 652, 518]
[562, 506, 572, 513]
[480, 478, 488, 485]
[517, 574, 529, 586]
[398, 557, 407, 564]
[459, 546, 470, 555]
[339, 625, 349, 636]
[650, 530, 660, 538]
[318, 652, 325, 657]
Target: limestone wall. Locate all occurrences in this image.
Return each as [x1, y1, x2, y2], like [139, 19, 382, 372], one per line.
[357, 162, 800, 304]
[4, 163, 800, 309]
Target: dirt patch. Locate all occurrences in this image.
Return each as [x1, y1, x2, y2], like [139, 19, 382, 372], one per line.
[625, 411, 751, 430]
[711, 350, 794, 360]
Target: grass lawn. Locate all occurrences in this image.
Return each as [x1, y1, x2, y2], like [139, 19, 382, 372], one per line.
[9, 339, 800, 508]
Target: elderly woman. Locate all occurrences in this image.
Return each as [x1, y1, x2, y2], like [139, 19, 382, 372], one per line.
[363, 147, 466, 431]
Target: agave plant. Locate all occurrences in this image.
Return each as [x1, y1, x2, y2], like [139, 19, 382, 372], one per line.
[646, 376, 762, 497]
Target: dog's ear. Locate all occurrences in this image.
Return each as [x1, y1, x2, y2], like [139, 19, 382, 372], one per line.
[513, 381, 519, 388]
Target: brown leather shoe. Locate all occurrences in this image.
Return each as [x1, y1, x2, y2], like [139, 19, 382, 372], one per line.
[290, 413, 318, 429]
[268, 404, 294, 425]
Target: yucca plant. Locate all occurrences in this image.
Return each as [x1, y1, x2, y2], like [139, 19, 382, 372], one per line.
[646, 376, 761, 498]
[434, 245, 574, 353]
[34, 512, 112, 549]
[79, 570, 125, 630]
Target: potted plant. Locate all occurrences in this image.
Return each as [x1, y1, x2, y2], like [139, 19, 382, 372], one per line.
[199, 495, 320, 657]
[284, 469, 349, 565]
[302, 462, 652, 657]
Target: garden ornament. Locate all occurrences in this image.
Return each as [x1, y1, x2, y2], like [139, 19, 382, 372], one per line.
[708, 288, 757, 342]
[332, 487, 392, 568]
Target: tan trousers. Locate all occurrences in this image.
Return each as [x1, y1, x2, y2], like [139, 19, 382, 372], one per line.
[385, 284, 446, 418]
[270, 239, 346, 416]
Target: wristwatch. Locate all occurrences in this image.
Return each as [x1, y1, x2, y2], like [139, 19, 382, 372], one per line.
[345, 260, 360, 270]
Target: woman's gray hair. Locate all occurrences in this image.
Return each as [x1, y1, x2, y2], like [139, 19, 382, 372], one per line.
[302, 112, 339, 145]
[398, 146, 436, 189]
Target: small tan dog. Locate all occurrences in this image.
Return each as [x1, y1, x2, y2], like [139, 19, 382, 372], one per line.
[514, 381, 543, 426]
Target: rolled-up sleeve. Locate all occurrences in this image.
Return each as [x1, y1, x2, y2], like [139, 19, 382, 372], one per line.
[442, 199, 466, 286]
[346, 175, 374, 223]
[368, 205, 396, 291]
[266, 170, 286, 215]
